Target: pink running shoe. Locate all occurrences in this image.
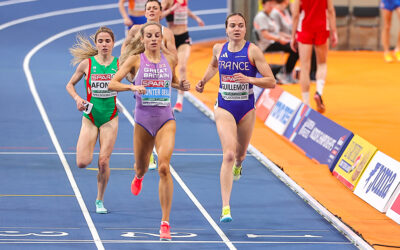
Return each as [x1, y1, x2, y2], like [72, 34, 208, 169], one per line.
[313, 92, 326, 114]
[173, 102, 182, 112]
[131, 176, 143, 196]
[159, 222, 171, 241]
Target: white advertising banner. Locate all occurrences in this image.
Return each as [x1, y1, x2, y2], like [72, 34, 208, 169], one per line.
[264, 91, 301, 135]
[386, 185, 400, 224]
[354, 151, 400, 212]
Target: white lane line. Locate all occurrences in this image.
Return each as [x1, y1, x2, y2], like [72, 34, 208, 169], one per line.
[0, 4, 118, 30]
[183, 91, 374, 250]
[0, 0, 37, 7]
[115, 96, 236, 250]
[0, 239, 353, 245]
[23, 19, 123, 250]
[0, 152, 225, 156]
[0, 5, 226, 31]
[192, 8, 228, 15]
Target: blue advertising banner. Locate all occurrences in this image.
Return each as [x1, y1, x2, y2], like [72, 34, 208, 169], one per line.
[283, 108, 353, 171]
[284, 103, 312, 141]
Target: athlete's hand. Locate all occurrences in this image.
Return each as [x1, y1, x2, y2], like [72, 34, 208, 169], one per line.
[75, 96, 86, 111]
[330, 31, 338, 48]
[124, 17, 133, 27]
[171, 2, 180, 12]
[233, 73, 249, 83]
[196, 80, 205, 93]
[132, 85, 147, 95]
[290, 39, 298, 53]
[180, 79, 190, 91]
[196, 17, 205, 27]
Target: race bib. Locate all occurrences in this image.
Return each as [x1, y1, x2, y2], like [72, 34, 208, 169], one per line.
[219, 74, 249, 100]
[90, 74, 117, 98]
[174, 5, 188, 25]
[141, 79, 171, 106]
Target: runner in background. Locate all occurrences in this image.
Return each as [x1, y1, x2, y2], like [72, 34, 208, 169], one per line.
[161, 0, 204, 112]
[381, 0, 400, 62]
[290, 0, 337, 113]
[66, 27, 119, 214]
[118, 0, 147, 34]
[196, 13, 275, 223]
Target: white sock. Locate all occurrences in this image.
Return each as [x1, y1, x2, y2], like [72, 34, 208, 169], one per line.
[161, 221, 169, 226]
[302, 92, 310, 105]
[316, 79, 325, 95]
[176, 92, 184, 104]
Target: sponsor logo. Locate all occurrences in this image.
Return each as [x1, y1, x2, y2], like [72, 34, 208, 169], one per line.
[91, 74, 113, 81]
[298, 118, 337, 151]
[270, 102, 294, 124]
[142, 79, 168, 88]
[221, 52, 228, 58]
[364, 162, 397, 199]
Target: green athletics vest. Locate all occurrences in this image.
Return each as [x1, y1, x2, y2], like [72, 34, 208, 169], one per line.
[83, 56, 119, 128]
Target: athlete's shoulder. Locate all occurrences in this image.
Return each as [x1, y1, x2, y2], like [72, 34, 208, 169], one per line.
[127, 25, 142, 38]
[213, 42, 225, 52]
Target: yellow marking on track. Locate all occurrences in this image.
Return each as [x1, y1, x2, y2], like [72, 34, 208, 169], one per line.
[86, 168, 133, 171]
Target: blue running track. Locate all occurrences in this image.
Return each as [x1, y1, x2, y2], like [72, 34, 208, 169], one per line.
[0, 0, 361, 249]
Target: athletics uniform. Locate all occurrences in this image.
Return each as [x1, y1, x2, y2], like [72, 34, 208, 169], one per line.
[217, 41, 258, 124]
[381, 0, 400, 11]
[166, 0, 192, 48]
[296, 0, 330, 45]
[127, 0, 147, 30]
[133, 53, 174, 136]
[84, 56, 119, 128]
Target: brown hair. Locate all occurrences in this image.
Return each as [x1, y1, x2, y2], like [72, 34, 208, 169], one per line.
[225, 12, 246, 28]
[69, 26, 115, 66]
[145, 0, 162, 11]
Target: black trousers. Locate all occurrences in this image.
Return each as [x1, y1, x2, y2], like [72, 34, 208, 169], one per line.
[265, 42, 316, 78]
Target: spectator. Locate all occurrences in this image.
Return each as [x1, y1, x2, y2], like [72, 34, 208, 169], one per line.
[381, 0, 400, 62]
[254, 0, 298, 84]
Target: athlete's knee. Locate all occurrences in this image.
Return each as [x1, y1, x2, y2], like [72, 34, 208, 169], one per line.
[98, 156, 110, 174]
[158, 161, 170, 178]
[223, 150, 235, 164]
[77, 158, 91, 168]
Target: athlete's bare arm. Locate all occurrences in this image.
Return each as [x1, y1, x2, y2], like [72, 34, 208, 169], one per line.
[121, 25, 141, 54]
[118, 0, 133, 27]
[327, 0, 338, 48]
[187, 8, 204, 26]
[167, 54, 189, 91]
[195, 43, 222, 92]
[163, 27, 177, 55]
[108, 55, 145, 94]
[290, 0, 300, 52]
[66, 59, 89, 111]
[161, 0, 176, 19]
